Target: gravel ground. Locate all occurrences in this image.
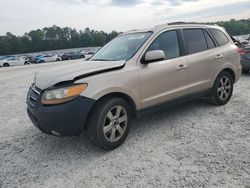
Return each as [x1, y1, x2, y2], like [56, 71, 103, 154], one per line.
[0, 62, 250, 188]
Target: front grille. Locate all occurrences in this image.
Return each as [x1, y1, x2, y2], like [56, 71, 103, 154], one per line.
[27, 84, 42, 108]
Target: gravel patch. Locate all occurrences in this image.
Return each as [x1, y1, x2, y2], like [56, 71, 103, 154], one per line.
[0, 63, 250, 188]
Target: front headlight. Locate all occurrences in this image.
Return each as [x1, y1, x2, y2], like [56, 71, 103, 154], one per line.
[42, 84, 87, 105]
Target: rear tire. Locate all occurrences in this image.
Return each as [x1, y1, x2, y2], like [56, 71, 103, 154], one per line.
[88, 97, 131, 150]
[3, 63, 9, 67]
[68, 57, 72, 60]
[207, 71, 234, 106]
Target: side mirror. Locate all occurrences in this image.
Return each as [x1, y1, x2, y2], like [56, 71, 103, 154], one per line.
[142, 50, 165, 64]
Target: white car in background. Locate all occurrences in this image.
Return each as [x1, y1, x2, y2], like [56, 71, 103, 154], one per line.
[38, 55, 62, 63]
[0, 57, 29, 67]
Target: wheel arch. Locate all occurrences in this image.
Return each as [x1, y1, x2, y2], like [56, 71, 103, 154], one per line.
[3, 63, 10, 67]
[213, 66, 236, 85]
[84, 92, 137, 130]
[220, 68, 236, 83]
[95, 92, 136, 117]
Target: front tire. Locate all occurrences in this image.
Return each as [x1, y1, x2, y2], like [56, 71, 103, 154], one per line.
[207, 71, 234, 106]
[3, 63, 9, 67]
[88, 98, 131, 150]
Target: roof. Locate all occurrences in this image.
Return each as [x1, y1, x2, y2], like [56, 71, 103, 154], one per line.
[122, 22, 222, 35]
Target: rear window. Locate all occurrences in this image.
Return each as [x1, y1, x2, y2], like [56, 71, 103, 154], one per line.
[183, 29, 207, 54]
[209, 29, 229, 46]
[203, 30, 216, 49]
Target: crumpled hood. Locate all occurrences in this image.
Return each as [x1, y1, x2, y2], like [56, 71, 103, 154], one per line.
[35, 60, 125, 90]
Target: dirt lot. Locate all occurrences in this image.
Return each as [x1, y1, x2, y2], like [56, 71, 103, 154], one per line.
[0, 62, 250, 188]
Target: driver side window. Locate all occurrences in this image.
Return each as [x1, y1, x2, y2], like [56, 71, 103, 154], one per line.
[148, 30, 180, 60]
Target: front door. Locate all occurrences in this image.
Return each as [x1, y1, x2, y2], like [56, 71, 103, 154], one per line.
[139, 30, 189, 109]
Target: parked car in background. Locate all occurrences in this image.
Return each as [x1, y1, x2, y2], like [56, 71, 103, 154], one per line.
[0, 56, 7, 61]
[0, 56, 29, 67]
[27, 56, 37, 64]
[60, 52, 85, 60]
[239, 45, 250, 73]
[0, 55, 15, 61]
[231, 36, 243, 48]
[34, 55, 43, 63]
[81, 49, 96, 55]
[80, 50, 95, 60]
[36, 55, 61, 63]
[27, 23, 241, 150]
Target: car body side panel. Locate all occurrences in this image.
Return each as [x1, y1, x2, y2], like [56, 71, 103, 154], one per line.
[76, 64, 141, 109]
[186, 48, 220, 93]
[212, 43, 241, 84]
[138, 57, 189, 109]
[1, 58, 25, 66]
[186, 32, 241, 93]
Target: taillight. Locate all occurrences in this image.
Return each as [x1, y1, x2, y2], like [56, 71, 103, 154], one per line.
[238, 48, 249, 55]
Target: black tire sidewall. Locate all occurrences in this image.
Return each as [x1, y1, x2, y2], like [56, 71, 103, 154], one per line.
[89, 98, 131, 150]
[213, 71, 234, 105]
[3, 63, 9, 67]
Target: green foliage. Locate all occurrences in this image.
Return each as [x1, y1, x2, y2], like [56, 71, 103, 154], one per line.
[214, 19, 250, 35]
[0, 25, 119, 55]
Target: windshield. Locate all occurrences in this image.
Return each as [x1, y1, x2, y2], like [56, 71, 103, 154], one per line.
[91, 32, 152, 61]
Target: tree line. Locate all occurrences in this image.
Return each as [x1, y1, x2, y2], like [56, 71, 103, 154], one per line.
[0, 19, 250, 55]
[213, 19, 250, 36]
[0, 26, 119, 55]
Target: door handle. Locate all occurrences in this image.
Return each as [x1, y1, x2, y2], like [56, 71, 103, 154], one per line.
[215, 54, 223, 59]
[177, 64, 188, 70]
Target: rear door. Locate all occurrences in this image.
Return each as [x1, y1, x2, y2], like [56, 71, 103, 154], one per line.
[182, 28, 219, 94]
[139, 30, 189, 108]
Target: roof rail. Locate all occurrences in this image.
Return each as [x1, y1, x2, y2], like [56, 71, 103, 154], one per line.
[168, 21, 219, 26]
[154, 23, 168, 28]
[123, 29, 138, 33]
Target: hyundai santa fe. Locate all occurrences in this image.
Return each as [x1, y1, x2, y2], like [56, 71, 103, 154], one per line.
[27, 23, 241, 150]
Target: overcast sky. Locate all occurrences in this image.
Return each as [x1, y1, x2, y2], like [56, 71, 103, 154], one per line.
[0, 0, 249, 35]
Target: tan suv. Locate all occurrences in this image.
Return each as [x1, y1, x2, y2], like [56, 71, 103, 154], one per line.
[27, 23, 241, 150]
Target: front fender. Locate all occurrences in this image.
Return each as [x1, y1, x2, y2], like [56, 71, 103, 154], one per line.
[81, 86, 140, 110]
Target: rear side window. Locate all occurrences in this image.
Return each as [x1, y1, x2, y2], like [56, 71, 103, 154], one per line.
[183, 29, 207, 54]
[203, 30, 216, 49]
[209, 29, 229, 46]
[148, 30, 180, 59]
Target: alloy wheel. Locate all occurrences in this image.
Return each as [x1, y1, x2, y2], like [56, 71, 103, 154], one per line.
[217, 76, 232, 101]
[103, 105, 128, 143]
